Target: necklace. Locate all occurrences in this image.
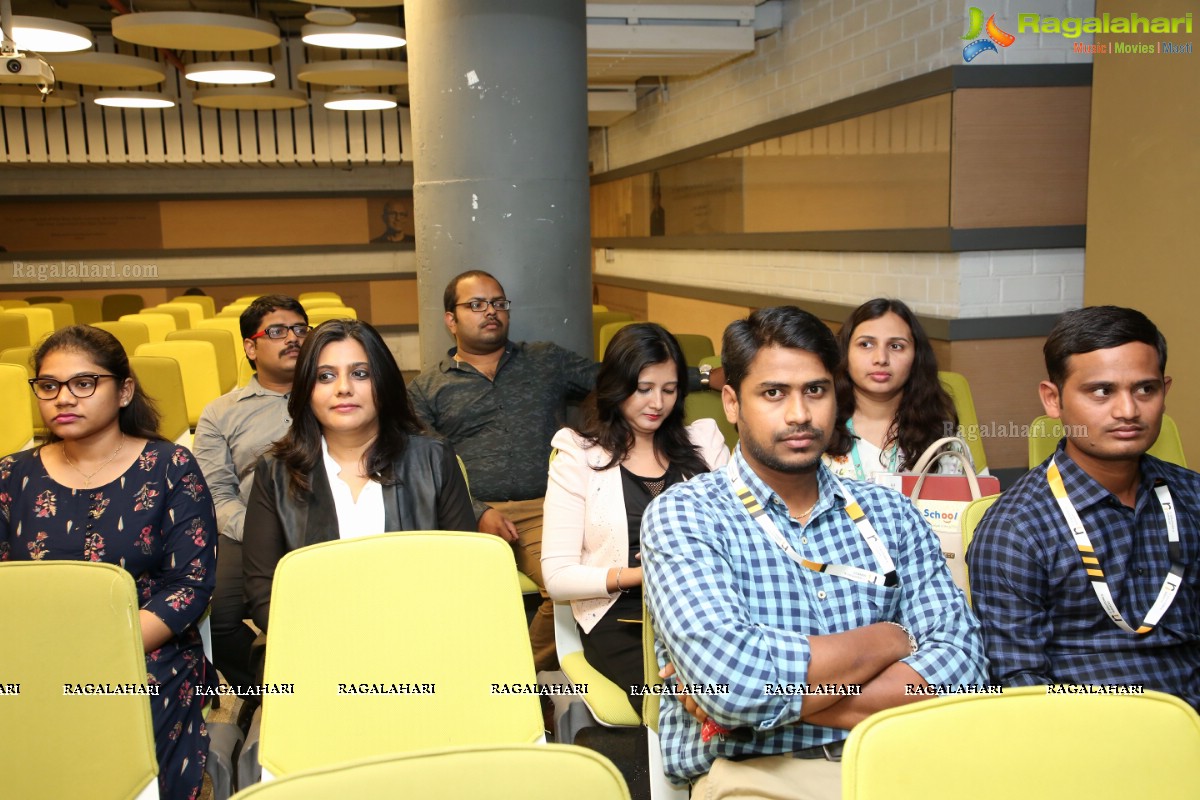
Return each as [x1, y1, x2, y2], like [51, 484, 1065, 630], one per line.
[790, 499, 818, 523]
[61, 434, 125, 488]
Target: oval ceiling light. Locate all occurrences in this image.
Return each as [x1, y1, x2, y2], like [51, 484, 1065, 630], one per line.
[11, 16, 94, 53]
[185, 62, 276, 85]
[49, 52, 167, 87]
[192, 87, 308, 111]
[297, 59, 407, 87]
[301, 23, 406, 49]
[95, 90, 176, 109]
[304, 7, 357, 26]
[113, 12, 280, 51]
[0, 86, 79, 108]
[323, 91, 397, 111]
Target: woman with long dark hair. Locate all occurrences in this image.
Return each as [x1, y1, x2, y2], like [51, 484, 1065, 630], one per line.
[242, 319, 475, 630]
[0, 325, 216, 800]
[825, 298, 964, 479]
[542, 323, 729, 710]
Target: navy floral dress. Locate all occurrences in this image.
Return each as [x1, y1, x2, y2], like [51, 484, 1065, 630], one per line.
[0, 440, 217, 800]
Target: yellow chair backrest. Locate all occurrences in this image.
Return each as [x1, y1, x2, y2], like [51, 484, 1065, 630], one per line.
[93, 320, 152, 356]
[938, 371, 988, 472]
[298, 291, 343, 303]
[167, 328, 237, 394]
[129, 354, 191, 443]
[0, 363, 35, 455]
[235, 295, 262, 305]
[230, 745, 630, 800]
[0, 299, 30, 308]
[592, 304, 609, 313]
[144, 305, 191, 331]
[0, 346, 42, 442]
[155, 302, 202, 329]
[219, 303, 251, 318]
[306, 307, 358, 327]
[597, 320, 636, 361]
[0, 561, 158, 799]
[135, 341, 222, 428]
[259, 532, 543, 778]
[592, 312, 634, 361]
[101, 293, 145, 321]
[673, 334, 716, 367]
[64, 297, 104, 325]
[31, 302, 75, 329]
[123, 312, 175, 342]
[1028, 413, 1186, 469]
[0, 312, 32, 352]
[5, 307, 55, 347]
[297, 298, 344, 310]
[684, 386, 737, 450]
[172, 295, 216, 318]
[959, 494, 999, 607]
[842, 686, 1200, 799]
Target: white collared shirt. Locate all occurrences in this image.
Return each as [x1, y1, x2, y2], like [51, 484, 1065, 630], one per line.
[320, 437, 385, 539]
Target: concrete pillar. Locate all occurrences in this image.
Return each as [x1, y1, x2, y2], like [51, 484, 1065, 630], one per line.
[407, 0, 592, 368]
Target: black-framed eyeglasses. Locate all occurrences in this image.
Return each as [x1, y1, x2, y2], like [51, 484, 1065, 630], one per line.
[250, 324, 313, 340]
[455, 299, 512, 312]
[29, 374, 118, 400]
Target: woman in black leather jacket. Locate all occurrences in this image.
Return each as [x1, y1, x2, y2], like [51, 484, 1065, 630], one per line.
[242, 318, 475, 630]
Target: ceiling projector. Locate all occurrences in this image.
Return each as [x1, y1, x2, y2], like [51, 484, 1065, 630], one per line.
[1, 54, 56, 87]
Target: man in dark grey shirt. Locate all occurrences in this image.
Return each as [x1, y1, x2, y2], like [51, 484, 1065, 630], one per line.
[194, 295, 308, 695]
[410, 271, 595, 670]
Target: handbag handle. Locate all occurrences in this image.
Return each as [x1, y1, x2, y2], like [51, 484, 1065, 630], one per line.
[907, 450, 984, 501]
[911, 436, 972, 475]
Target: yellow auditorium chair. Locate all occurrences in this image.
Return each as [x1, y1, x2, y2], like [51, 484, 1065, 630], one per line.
[0, 363, 35, 455]
[0, 346, 45, 441]
[672, 334, 715, 367]
[0, 298, 30, 308]
[102, 293, 145, 321]
[641, 606, 691, 800]
[5, 306, 55, 347]
[229, 745, 630, 800]
[32, 301, 75, 329]
[218, 303, 251, 318]
[298, 291, 343, 303]
[123, 312, 176, 342]
[173, 294, 216, 318]
[154, 302, 202, 329]
[144, 305, 191, 332]
[306, 306, 358, 326]
[65, 296, 104, 325]
[938, 371, 988, 473]
[135, 341, 222, 429]
[94, 320, 152, 356]
[592, 304, 609, 313]
[1028, 413, 1186, 469]
[958, 494, 1000, 607]
[842, 686, 1200, 800]
[295, 297, 343, 310]
[168, 329, 238, 394]
[0, 561, 159, 800]
[683, 356, 738, 449]
[129, 355, 192, 445]
[553, 603, 641, 744]
[0, 311, 32, 352]
[597, 320, 636, 360]
[248, 532, 544, 784]
[235, 294, 263, 304]
[592, 312, 635, 360]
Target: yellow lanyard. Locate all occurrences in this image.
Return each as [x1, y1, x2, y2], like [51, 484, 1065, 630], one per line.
[1047, 457, 1183, 635]
[729, 461, 899, 587]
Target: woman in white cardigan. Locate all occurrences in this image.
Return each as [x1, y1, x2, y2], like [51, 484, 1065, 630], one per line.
[542, 323, 730, 712]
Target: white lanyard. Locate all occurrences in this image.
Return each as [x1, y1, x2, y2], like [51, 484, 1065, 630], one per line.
[729, 461, 899, 587]
[845, 418, 898, 481]
[1047, 457, 1183, 635]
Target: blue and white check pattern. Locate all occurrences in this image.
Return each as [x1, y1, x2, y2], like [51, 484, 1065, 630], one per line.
[967, 442, 1200, 709]
[643, 448, 987, 783]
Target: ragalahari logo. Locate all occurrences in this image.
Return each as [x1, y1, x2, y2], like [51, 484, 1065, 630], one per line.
[962, 7, 1016, 61]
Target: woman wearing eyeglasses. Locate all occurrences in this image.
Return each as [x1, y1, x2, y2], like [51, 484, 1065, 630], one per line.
[0, 325, 216, 800]
[242, 319, 476, 632]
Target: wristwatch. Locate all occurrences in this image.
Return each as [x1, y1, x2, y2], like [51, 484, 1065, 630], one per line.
[699, 363, 712, 388]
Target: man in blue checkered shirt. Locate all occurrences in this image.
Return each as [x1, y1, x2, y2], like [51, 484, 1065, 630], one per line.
[967, 306, 1200, 709]
[643, 306, 986, 799]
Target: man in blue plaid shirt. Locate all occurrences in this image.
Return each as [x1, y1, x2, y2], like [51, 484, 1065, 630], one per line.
[968, 307, 1200, 708]
[643, 306, 986, 799]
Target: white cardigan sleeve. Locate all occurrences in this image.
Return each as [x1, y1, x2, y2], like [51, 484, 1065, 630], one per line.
[541, 428, 613, 601]
[689, 417, 732, 471]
